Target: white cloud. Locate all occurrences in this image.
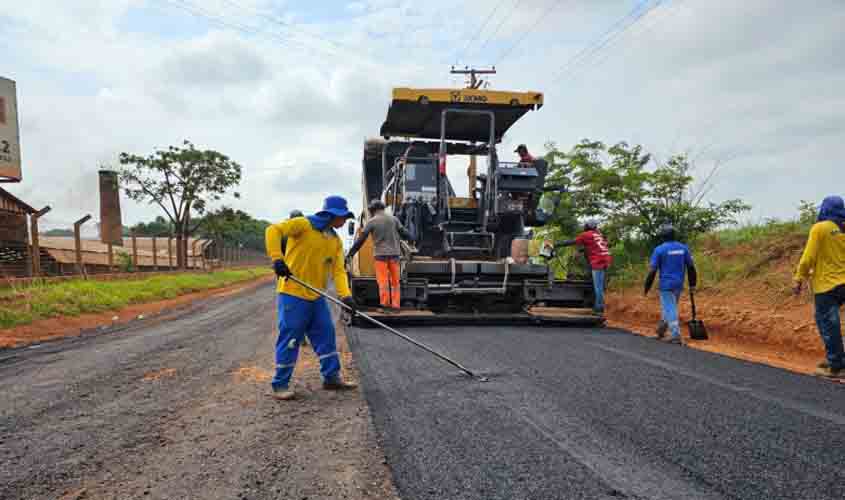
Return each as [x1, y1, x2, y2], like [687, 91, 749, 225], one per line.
[3, 0, 843, 231]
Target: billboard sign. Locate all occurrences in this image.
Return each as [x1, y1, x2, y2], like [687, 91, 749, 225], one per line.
[0, 77, 22, 182]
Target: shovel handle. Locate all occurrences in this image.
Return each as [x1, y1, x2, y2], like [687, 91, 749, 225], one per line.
[689, 289, 698, 321]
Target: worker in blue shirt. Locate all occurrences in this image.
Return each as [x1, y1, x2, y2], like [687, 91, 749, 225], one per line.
[643, 224, 698, 344]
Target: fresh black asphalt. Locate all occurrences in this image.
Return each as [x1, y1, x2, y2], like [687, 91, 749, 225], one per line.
[348, 323, 845, 500]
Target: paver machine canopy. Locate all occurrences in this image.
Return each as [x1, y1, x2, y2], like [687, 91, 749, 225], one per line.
[350, 85, 596, 319]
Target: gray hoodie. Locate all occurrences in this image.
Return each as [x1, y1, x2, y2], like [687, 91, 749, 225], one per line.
[347, 213, 412, 259]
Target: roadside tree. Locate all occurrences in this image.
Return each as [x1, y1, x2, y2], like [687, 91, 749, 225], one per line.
[542, 140, 749, 276]
[118, 141, 242, 268]
[544, 140, 749, 244]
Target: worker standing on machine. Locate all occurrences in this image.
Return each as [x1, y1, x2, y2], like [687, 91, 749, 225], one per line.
[643, 224, 698, 345]
[793, 195, 845, 379]
[264, 196, 358, 401]
[346, 200, 414, 313]
[558, 221, 613, 315]
[514, 144, 535, 165]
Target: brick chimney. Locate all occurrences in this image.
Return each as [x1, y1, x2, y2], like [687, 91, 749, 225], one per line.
[99, 170, 123, 246]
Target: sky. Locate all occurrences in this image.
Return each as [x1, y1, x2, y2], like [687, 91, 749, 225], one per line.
[2, 0, 843, 235]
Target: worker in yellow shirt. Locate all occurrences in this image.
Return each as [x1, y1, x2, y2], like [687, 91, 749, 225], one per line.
[794, 195, 845, 379]
[265, 195, 358, 400]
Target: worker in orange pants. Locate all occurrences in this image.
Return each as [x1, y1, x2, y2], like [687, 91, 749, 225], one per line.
[374, 258, 401, 309]
[347, 200, 413, 312]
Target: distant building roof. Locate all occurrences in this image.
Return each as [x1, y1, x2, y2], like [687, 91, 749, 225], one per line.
[37, 236, 211, 267]
[0, 187, 35, 215]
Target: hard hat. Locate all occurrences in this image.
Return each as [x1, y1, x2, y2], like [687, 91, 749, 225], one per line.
[657, 223, 676, 240]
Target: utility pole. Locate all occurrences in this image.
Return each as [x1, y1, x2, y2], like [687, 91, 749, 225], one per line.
[450, 66, 496, 89]
[449, 66, 496, 199]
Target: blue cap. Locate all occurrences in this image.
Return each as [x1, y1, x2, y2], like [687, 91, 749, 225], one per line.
[317, 195, 354, 219]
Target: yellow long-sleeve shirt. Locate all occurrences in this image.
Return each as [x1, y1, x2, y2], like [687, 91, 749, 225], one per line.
[794, 220, 845, 294]
[265, 217, 351, 300]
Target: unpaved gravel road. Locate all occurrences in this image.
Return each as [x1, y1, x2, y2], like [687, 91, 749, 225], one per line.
[1, 282, 397, 500]
[350, 324, 845, 500]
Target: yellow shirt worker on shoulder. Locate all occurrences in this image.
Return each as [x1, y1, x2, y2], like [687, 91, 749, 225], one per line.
[795, 218, 845, 294]
[794, 195, 845, 379]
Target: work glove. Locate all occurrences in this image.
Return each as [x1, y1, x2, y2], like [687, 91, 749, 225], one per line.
[340, 296, 358, 316]
[272, 259, 291, 278]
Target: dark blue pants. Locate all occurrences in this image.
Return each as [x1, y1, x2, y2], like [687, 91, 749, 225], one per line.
[815, 284, 845, 370]
[272, 294, 341, 391]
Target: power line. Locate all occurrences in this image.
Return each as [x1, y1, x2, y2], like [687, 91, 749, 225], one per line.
[158, 0, 377, 68]
[550, 1, 651, 80]
[582, 0, 685, 78]
[455, 0, 510, 64]
[558, 0, 667, 82]
[493, 0, 567, 66]
[216, 0, 354, 53]
[474, 0, 523, 61]
[550, 0, 663, 82]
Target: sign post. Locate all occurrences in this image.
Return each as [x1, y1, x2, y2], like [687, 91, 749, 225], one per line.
[0, 77, 22, 183]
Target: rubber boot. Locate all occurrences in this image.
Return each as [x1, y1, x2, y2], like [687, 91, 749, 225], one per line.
[271, 388, 296, 401]
[323, 378, 358, 391]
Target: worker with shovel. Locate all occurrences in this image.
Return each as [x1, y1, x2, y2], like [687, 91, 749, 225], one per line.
[346, 199, 414, 313]
[265, 195, 358, 401]
[644, 224, 698, 345]
[794, 195, 845, 379]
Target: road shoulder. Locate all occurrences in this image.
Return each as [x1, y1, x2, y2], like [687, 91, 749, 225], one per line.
[0, 274, 275, 349]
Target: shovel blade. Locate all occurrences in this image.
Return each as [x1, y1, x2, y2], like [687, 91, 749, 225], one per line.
[687, 319, 708, 340]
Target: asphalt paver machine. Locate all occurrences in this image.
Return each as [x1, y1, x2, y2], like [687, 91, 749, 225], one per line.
[348, 85, 599, 325]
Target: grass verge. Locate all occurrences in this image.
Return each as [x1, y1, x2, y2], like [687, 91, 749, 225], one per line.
[0, 267, 272, 329]
[609, 219, 811, 292]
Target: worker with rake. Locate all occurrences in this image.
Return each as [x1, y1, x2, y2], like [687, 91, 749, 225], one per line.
[265, 196, 358, 401]
[644, 224, 698, 345]
[794, 195, 845, 379]
[346, 199, 414, 313]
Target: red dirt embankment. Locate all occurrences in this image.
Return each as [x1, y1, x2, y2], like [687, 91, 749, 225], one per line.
[607, 289, 823, 375]
[607, 233, 829, 376]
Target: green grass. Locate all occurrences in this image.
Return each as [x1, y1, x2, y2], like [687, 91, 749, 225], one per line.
[0, 268, 272, 329]
[704, 219, 810, 248]
[607, 219, 812, 292]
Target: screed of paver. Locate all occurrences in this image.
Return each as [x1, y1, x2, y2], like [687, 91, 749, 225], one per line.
[349, 324, 845, 500]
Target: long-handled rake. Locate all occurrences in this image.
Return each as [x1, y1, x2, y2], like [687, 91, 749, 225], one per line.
[286, 275, 486, 381]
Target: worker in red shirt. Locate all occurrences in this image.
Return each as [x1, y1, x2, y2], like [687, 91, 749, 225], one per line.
[558, 221, 612, 314]
[514, 144, 535, 165]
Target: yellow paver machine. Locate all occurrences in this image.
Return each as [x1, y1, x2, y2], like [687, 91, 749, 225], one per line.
[347, 84, 601, 326]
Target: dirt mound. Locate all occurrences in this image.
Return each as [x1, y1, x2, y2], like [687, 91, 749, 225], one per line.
[608, 228, 829, 375]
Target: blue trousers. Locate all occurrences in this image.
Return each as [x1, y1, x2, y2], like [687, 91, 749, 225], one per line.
[815, 285, 845, 370]
[659, 289, 683, 339]
[592, 269, 607, 312]
[272, 294, 341, 391]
